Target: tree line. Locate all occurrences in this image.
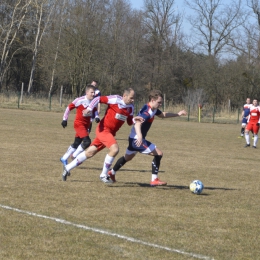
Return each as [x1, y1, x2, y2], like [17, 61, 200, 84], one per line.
[1, 0, 260, 110]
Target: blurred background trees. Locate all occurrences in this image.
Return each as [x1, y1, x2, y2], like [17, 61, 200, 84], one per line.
[1, 0, 260, 108]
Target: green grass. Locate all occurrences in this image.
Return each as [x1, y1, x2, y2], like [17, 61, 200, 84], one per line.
[0, 108, 259, 259]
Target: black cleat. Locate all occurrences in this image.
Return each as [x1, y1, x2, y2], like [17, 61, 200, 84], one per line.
[244, 144, 250, 148]
[62, 168, 69, 181]
[252, 146, 256, 148]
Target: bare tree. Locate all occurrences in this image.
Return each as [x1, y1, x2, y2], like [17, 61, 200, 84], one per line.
[48, 0, 67, 98]
[185, 0, 245, 57]
[143, 0, 182, 90]
[0, 0, 32, 90]
[27, 0, 55, 93]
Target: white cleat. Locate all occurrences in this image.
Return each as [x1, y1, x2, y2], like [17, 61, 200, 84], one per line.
[100, 175, 114, 184]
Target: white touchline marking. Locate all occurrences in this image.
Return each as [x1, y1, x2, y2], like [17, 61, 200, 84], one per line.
[0, 204, 214, 260]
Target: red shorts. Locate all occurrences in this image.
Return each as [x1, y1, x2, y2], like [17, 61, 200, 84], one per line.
[246, 121, 259, 134]
[74, 122, 89, 138]
[90, 127, 117, 152]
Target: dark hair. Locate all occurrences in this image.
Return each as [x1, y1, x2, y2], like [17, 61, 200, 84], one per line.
[149, 89, 163, 101]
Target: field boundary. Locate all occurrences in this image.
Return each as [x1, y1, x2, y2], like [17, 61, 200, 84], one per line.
[0, 204, 214, 260]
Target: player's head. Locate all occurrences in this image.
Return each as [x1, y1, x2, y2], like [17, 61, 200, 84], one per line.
[122, 88, 135, 105]
[91, 80, 98, 87]
[252, 99, 258, 106]
[246, 98, 251, 104]
[149, 89, 163, 109]
[85, 84, 95, 99]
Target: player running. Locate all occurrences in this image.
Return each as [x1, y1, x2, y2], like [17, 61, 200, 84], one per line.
[244, 99, 260, 148]
[107, 89, 187, 186]
[60, 85, 98, 166]
[61, 88, 144, 182]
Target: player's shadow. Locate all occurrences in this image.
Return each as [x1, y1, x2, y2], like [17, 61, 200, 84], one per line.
[79, 167, 165, 173]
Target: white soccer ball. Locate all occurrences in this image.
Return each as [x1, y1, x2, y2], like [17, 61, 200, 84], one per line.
[189, 180, 204, 195]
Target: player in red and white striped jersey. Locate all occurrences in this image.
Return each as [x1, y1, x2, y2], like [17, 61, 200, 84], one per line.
[62, 88, 144, 182]
[244, 99, 260, 148]
[60, 85, 98, 166]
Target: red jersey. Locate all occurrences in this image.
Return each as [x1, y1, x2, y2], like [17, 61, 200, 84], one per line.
[63, 95, 96, 127]
[247, 105, 260, 123]
[88, 95, 134, 135]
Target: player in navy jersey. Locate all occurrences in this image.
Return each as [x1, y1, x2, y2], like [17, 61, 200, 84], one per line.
[60, 85, 98, 166]
[62, 88, 144, 182]
[240, 98, 251, 137]
[107, 89, 187, 186]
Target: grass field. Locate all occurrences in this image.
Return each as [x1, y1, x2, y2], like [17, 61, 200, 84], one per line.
[0, 108, 259, 260]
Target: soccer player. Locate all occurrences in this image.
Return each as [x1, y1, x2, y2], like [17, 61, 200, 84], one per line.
[240, 98, 251, 137]
[62, 88, 144, 182]
[244, 99, 260, 148]
[60, 85, 99, 166]
[88, 80, 101, 133]
[107, 89, 187, 186]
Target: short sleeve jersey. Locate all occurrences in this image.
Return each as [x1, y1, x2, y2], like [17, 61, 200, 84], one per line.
[129, 103, 162, 139]
[88, 95, 134, 135]
[62, 96, 96, 127]
[248, 105, 260, 123]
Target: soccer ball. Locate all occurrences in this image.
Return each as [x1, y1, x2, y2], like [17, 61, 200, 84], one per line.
[189, 180, 204, 195]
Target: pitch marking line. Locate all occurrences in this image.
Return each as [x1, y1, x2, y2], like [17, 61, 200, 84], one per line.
[0, 204, 214, 260]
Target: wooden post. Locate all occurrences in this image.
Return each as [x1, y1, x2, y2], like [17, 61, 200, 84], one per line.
[60, 85, 63, 107]
[19, 82, 24, 105]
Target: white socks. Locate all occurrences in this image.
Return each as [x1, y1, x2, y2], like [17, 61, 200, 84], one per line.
[66, 152, 87, 172]
[100, 154, 115, 177]
[62, 146, 76, 160]
[151, 174, 158, 181]
[253, 134, 258, 147]
[72, 144, 84, 158]
[245, 132, 250, 144]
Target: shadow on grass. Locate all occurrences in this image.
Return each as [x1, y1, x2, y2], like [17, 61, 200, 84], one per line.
[79, 167, 165, 173]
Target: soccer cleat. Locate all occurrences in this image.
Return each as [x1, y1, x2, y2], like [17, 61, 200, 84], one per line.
[100, 175, 114, 184]
[62, 168, 69, 181]
[150, 178, 167, 187]
[60, 158, 68, 166]
[240, 134, 244, 137]
[252, 146, 257, 148]
[244, 144, 250, 148]
[108, 170, 116, 182]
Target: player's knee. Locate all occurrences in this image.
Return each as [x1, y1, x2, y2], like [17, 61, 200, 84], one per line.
[71, 137, 82, 149]
[109, 144, 119, 157]
[81, 136, 91, 150]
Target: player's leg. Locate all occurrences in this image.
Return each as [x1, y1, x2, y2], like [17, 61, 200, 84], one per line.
[244, 124, 251, 147]
[60, 136, 82, 165]
[241, 120, 246, 137]
[96, 130, 120, 183]
[149, 147, 166, 186]
[108, 151, 137, 182]
[252, 125, 259, 148]
[72, 136, 91, 158]
[62, 144, 99, 181]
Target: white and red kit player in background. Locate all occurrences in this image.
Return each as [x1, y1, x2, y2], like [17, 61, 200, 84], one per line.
[244, 99, 260, 148]
[60, 85, 99, 166]
[62, 88, 144, 182]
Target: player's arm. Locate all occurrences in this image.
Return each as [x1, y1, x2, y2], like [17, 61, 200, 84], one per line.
[61, 102, 76, 128]
[157, 110, 187, 118]
[134, 120, 143, 147]
[241, 109, 244, 119]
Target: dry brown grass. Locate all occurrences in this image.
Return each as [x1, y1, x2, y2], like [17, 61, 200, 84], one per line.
[0, 108, 259, 259]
